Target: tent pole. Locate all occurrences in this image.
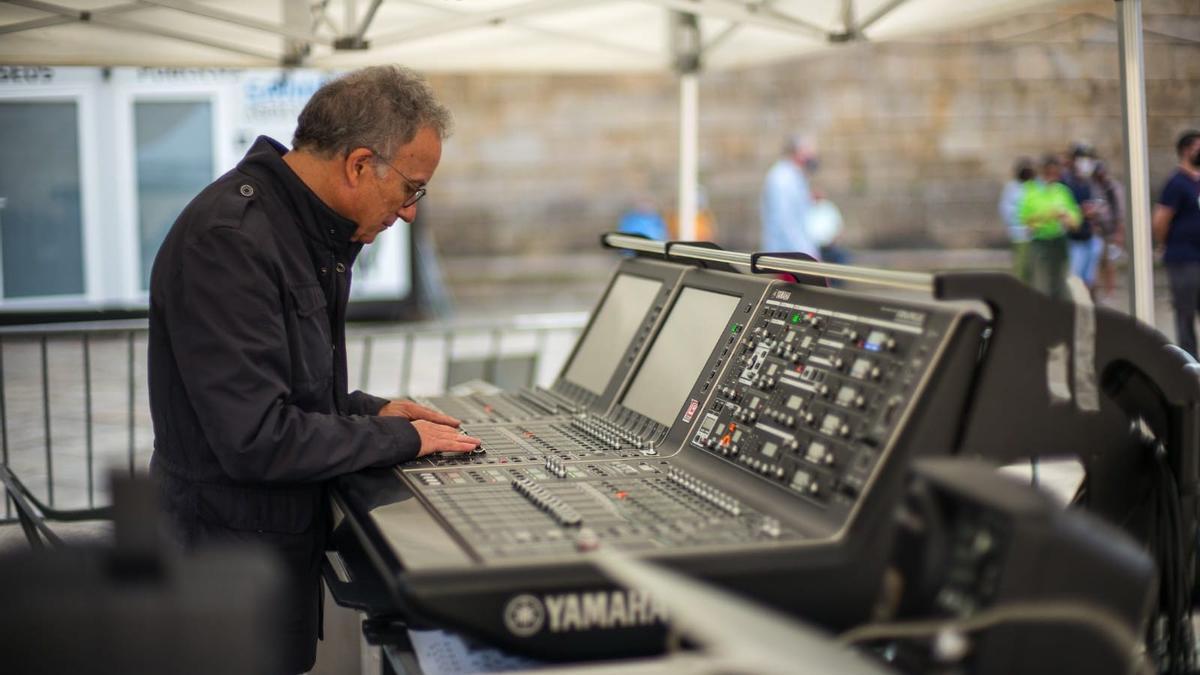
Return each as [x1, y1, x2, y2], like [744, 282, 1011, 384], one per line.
[678, 72, 699, 241]
[1116, 0, 1154, 323]
[673, 11, 701, 241]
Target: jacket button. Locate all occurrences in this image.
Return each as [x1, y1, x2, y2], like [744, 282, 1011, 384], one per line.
[335, 262, 346, 273]
[239, 184, 254, 197]
[320, 267, 328, 275]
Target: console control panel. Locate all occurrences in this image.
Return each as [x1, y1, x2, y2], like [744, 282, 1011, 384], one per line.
[689, 284, 968, 528]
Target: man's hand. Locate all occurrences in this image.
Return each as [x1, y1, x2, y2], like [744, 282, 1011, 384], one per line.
[379, 399, 461, 427]
[412, 420, 481, 457]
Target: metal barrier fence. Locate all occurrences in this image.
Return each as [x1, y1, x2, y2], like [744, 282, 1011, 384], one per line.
[0, 313, 585, 523]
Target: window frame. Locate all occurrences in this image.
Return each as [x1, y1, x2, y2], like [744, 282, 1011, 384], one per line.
[0, 79, 101, 307]
[113, 79, 233, 299]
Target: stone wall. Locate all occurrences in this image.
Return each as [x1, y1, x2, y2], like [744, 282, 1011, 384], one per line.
[421, 0, 1200, 258]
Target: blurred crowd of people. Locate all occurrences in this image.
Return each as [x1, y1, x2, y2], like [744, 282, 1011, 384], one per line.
[998, 142, 1126, 302]
[1000, 131, 1200, 359]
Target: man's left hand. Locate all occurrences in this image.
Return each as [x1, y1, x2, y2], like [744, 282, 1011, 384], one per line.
[379, 400, 461, 427]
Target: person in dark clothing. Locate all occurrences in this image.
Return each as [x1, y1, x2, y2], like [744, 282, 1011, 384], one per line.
[1062, 143, 1102, 293]
[147, 65, 480, 674]
[1153, 129, 1200, 358]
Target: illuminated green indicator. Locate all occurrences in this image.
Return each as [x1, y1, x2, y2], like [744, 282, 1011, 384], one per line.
[731, 324, 741, 333]
[791, 313, 802, 323]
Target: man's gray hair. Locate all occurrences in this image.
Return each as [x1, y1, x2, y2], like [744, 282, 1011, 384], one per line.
[293, 65, 452, 161]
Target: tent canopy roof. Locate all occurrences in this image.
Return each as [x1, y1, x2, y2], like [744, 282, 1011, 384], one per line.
[2, 0, 1064, 72]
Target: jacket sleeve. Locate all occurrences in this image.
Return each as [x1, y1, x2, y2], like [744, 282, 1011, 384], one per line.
[165, 224, 420, 484]
[347, 391, 390, 416]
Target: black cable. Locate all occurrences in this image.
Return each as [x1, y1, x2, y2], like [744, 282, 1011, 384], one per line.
[1150, 446, 1195, 675]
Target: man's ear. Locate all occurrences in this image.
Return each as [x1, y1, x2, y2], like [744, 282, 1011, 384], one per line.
[344, 147, 375, 188]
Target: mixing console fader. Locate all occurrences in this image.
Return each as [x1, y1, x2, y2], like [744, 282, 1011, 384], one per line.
[419, 387, 582, 426]
[416, 415, 660, 469]
[410, 458, 800, 562]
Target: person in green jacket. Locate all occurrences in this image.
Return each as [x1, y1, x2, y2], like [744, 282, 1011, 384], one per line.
[1018, 155, 1082, 300]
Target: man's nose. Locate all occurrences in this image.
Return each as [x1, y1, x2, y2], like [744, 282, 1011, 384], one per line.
[398, 203, 417, 223]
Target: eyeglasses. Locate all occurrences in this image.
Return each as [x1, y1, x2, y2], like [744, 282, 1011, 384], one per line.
[367, 149, 427, 208]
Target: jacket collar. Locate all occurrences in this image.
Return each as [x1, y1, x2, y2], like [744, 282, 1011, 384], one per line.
[237, 136, 360, 254]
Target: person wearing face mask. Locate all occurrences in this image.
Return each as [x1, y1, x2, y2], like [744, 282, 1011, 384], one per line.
[146, 66, 481, 674]
[1153, 129, 1200, 358]
[761, 134, 821, 260]
[1063, 143, 1103, 295]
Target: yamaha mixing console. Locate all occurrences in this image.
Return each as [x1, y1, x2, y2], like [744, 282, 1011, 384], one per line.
[415, 258, 687, 424]
[329, 265, 987, 660]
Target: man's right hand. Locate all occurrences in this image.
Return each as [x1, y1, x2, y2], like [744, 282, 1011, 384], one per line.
[412, 420, 481, 457]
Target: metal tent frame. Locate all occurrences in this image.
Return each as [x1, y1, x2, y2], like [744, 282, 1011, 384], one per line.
[0, 0, 1158, 316]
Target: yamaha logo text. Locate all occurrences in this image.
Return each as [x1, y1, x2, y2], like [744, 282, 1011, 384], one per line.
[503, 590, 667, 636]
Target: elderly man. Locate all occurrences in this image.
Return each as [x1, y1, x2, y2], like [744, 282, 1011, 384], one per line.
[761, 134, 820, 260]
[147, 66, 480, 673]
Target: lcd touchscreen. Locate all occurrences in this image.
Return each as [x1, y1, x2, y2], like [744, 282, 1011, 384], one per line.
[562, 274, 663, 395]
[619, 287, 739, 426]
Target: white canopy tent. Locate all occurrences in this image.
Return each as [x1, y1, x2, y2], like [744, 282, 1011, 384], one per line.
[0, 0, 1157, 319]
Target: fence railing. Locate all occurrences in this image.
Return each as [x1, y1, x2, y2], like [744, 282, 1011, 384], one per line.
[0, 313, 586, 523]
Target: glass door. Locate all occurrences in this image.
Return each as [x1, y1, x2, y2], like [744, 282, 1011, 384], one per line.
[133, 100, 214, 289]
[0, 100, 85, 299]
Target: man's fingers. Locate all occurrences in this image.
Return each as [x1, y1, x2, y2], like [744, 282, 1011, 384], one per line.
[413, 420, 481, 456]
[437, 437, 482, 454]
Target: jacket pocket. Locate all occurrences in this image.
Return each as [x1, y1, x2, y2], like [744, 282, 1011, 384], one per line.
[288, 283, 333, 390]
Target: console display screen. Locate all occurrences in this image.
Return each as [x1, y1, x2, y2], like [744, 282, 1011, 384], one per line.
[620, 287, 739, 426]
[563, 274, 663, 395]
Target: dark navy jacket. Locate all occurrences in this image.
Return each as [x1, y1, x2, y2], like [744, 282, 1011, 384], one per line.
[148, 136, 420, 673]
